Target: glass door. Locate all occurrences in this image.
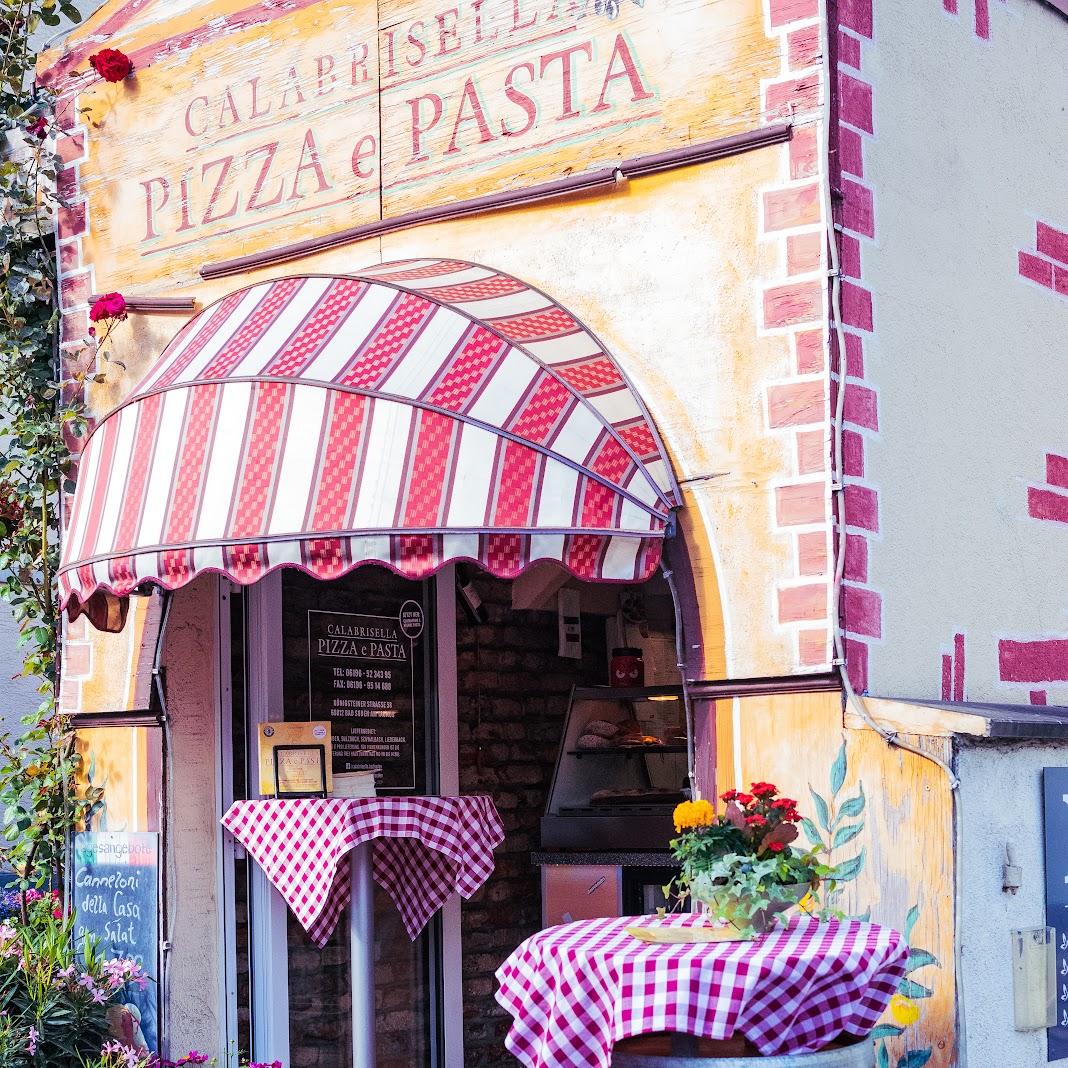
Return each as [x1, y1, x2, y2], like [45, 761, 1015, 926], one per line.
[222, 568, 445, 1068]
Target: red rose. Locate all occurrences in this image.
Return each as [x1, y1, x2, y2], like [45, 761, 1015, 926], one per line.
[750, 782, 777, 798]
[734, 793, 754, 807]
[783, 809, 801, 823]
[745, 814, 768, 827]
[766, 841, 785, 853]
[89, 292, 127, 322]
[720, 790, 738, 802]
[771, 797, 797, 810]
[89, 48, 133, 83]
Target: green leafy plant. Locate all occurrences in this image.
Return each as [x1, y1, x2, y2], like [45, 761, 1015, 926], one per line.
[0, 909, 147, 1067]
[0, 0, 103, 907]
[668, 784, 836, 937]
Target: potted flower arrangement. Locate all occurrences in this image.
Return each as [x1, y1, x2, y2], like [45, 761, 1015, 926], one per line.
[669, 782, 837, 938]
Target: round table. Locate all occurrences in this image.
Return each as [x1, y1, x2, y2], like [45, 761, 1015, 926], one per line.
[495, 913, 907, 1068]
[222, 795, 504, 1067]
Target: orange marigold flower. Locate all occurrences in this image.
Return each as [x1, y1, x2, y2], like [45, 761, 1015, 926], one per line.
[673, 799, 716, 833]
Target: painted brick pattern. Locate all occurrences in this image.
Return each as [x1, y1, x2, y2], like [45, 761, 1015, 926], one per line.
[1018, 220, 1068, 299]
[1027, 452, 1068, 524]
[832, 0, 879, 695]
[52, 78, 98, 716]
[760, 0, 831, 671]
[938, 0, 1007, 41]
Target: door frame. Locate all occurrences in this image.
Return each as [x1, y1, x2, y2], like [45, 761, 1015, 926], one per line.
[215, 567, 465, 1067]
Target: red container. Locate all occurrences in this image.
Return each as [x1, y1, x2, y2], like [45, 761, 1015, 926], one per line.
[611, 647, 645, 688]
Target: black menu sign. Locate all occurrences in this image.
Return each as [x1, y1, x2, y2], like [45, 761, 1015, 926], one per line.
[308, 601, 423, 789]
[1044, 767, 1068, 1061]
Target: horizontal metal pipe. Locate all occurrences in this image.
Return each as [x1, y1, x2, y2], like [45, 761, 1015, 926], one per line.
[89, 295, 197, 313]
[686, 671, 842, 700]
[199, 124, 791, 281]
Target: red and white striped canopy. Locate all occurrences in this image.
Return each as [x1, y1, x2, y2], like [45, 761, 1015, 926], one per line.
[59, 259, 679, 616]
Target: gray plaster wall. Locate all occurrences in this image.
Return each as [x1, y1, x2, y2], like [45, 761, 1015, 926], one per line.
[956, 740, 1068, 1068]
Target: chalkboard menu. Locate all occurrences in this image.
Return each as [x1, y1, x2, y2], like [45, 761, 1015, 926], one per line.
[73, 832, 159, 1053]
[1044, 768, 1068, 1062]
[308, 599, 424, 790]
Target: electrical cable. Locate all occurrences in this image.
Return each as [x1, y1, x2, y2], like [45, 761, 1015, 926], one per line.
[816, 3, 967, 1060]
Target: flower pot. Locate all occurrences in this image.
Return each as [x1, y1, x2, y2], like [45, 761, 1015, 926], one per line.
[690, 876, 810, 935]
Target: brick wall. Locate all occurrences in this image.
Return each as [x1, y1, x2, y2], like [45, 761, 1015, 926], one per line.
[456, 576, 605, 1067]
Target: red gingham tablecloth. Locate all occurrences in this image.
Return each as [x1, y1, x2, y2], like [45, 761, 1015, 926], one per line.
[222, 796, 503, 947]
[496, 913, 907, 1066]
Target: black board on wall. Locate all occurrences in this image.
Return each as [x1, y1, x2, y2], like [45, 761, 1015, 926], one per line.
[1043, 767, 1068, 1062]
[73, 832, 160, 1054]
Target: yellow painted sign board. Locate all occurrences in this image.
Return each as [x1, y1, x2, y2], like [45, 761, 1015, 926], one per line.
[46, 0, 779, 290]
[257, 721, 334, 797]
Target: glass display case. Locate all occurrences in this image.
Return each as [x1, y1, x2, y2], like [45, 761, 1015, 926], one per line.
[541, 685, 690, 850]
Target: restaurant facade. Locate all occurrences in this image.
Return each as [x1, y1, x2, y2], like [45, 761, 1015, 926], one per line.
[41, 0, 1068, 1065]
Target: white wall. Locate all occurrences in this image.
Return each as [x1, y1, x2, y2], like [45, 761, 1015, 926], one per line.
[855, 0, 1068, 704]
[956, 741, 1068, 1068]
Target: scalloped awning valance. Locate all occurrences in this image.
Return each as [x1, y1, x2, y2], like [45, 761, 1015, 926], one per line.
[59, 259, 679, 623]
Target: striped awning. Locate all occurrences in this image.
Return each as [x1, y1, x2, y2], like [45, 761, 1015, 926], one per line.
[59, 259, 679, 618]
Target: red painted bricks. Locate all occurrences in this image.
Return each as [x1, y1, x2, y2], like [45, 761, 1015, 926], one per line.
[842, 428, 865, 476]
[1028, 487, 1068, 524]
[778, 583, 827, 623]
[838, 232, 862, 278]
[798, 531, 828, 575]
[839, 0, 873, 38]
[843, 638, 868, 693]
[1019, 251, 1054, 287]
[788, 232, 823, 274]
[844, 532, 868, 582]
[766, 75, 821, 117]
[842, 583, 881, 638]
[768, 0, 819, 28]
[795, 329, 824, 374]
[768, 379, 824, 428]
[788, 25, 821, 69]
[838, 126, 864, 177]
[1046, 454, 1068, 490]
[1037, 222, 1068, 265]
[799, 628, 829, 666]
[789, 126, 818, 180]
[838, 72, 873, 133]
[796, 429, 826, 474]
[999, 638, 1068, 683]
[764, 280, 822, 328]
[840, 179, 875, 238]
[838, 31, 862, 69]
[841, 281, 873, 331]
[764, 183, 821, 232]
[776, 482, 827, 526]
[843, 484, 878, 531]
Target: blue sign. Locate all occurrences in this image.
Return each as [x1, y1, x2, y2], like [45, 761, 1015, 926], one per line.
[73, 832, 160, 1054]
[1044, 768, 1068, 1062]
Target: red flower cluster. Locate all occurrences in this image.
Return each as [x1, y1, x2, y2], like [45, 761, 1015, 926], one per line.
[89, 48, 133, 83]
[89, 292, 127, 322]
[719, 782, 805, 857]
[0, 482, 23, 529]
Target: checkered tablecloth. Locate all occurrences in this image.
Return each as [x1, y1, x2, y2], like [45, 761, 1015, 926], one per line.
[496, 913, 907, 1066]
[222, 796, 503, 947]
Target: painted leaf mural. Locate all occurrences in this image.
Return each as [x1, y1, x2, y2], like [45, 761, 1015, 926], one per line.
[809, 740, 939, 1068]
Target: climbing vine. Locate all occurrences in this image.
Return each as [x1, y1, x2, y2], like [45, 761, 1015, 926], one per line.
[0, 0, 106, 900]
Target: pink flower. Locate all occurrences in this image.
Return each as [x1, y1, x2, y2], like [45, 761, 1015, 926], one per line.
[26, 115, 48, 139]
[89, 292, 127, 323]
[26, 1026, 38, 1054]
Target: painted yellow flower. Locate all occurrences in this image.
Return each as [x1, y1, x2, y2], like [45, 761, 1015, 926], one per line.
[889, 993, 920, 1026]
[673, 799, 716, 833]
